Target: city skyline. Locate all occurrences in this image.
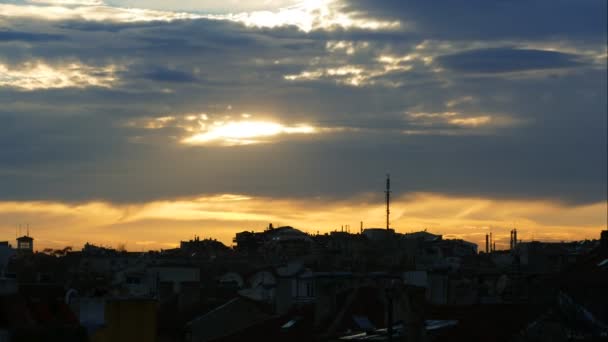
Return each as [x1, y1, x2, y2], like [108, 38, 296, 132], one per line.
[3, 190, 606, 251]
[1, 0, 606, 251]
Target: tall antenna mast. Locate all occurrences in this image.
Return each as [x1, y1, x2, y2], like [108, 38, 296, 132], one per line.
[385, 173, 391, 230]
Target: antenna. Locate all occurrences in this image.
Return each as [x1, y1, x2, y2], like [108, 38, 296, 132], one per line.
[385, 173, 391, 230]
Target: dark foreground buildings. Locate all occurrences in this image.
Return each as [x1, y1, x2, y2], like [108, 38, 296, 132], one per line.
[0, 227, 606, 341]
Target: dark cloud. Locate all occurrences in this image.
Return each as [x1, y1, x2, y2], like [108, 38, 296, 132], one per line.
[345, 0, 607, 42]
[58, 21, 169, 32]
[141, 67, 199, 83]
[0, 30, 65, 42]
[436, 48, 584, 73]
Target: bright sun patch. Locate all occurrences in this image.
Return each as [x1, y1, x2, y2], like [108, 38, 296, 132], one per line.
[204, 0, 400, 32]
[182, 120, 317, 146]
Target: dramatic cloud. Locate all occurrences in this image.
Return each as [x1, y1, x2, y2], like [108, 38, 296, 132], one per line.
[0, 0, 605, 248]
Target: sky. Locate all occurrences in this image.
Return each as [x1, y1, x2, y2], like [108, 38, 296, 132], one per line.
[0, 0, 606, 251]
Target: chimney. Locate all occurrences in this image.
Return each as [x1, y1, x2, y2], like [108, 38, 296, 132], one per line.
[485, 234, 489, 254]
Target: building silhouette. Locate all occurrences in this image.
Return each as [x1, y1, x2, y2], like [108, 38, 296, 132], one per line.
[16, 235, 33, 255]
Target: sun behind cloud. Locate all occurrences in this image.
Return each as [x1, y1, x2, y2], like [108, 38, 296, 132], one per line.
[182, 120, 317, 146]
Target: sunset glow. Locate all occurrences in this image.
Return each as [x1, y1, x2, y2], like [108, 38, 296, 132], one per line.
[1, 194, 604, 252]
